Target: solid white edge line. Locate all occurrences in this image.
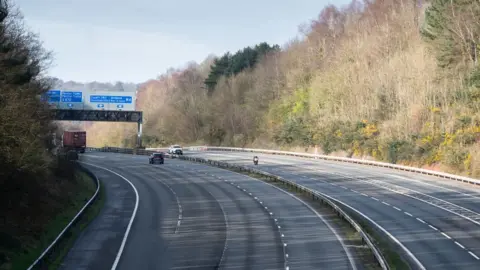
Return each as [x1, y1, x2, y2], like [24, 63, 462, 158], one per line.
[189, 152, 428, 270]
[220, 169, 358, 270]
[26, 165, 101, 270]
[310, 190, 426, 270]
[81, 162, 140, 270]
[193, 153, 424, 270]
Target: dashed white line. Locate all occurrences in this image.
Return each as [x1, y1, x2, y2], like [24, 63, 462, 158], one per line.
[455, 241, 465, 249]
[361, 193, 368, 197]
[393, 206, 401, 211]
[416, 218, 426, 224]
[428, 225, 438, 231]
[469, 251, 479, 260]
[441, 232, 451, 239]
[382, 201, 390, 206]
[404, 212, 412, 217]
[371, 197, 379, 201]
[342, 186, 348, 190]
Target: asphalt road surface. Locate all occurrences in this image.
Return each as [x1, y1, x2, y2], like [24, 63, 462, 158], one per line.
[59, 152, 357, 270]
[186, 150, 480, 270]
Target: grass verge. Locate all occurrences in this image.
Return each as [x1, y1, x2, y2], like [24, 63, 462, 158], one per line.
[7, 169, 105, 270]
[186, 158, 410, 270]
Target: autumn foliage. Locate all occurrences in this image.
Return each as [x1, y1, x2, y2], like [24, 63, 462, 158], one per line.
[86, 0, 480, 176]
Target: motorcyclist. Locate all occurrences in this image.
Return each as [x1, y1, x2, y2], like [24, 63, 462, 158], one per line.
[253, 156, 259, 165]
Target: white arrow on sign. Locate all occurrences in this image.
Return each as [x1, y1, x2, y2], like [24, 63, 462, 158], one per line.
[97, 104, 104, 108]
[117, 104, 124, 108]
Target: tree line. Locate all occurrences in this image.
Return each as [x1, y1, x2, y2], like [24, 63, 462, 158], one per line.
[86, 0, 480, 177]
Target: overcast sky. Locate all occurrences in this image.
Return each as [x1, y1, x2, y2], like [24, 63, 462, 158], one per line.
[16, 0, 351, 83]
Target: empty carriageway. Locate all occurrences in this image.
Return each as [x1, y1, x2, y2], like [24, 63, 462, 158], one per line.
[60, 152, 359, 270]
[188, 150, 480, 270]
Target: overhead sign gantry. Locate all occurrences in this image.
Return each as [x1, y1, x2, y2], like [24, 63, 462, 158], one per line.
[43, 89, 144, 147]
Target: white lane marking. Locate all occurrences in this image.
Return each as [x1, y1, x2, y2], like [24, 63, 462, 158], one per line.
[371, 197, 379, 201]
[216, 167, 357, 270]
[404, 212, 412, 217]
[136, 171, 183, 234]
[428, 225, 438, 231]
[361, 193, 368, 197]
[393, 207, 401, 211]
[342, 186, 348, 190]
[360, 177, 480, 227]
[388, 174, 480, 201]
[195, 151, 471, 269]
[306, 189, 425, 270]
[441, 232, 451, 239]
[469, 251, 479, 260]
[455, 241, 465, 249]
[382, 202, 390, 206]
[416, 218, 426, 224]
[81, 162, 139, 270]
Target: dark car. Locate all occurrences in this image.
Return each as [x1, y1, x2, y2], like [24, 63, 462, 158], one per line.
[149, 152, 165, 164]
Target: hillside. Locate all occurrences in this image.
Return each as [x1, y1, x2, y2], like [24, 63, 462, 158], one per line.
[82, 0, 480, 177]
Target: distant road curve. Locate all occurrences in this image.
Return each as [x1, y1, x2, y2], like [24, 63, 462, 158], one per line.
[187, 150, 480, 270]
[60, 152, 357, 270]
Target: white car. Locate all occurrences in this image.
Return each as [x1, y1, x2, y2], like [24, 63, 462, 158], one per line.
[169, 145, 183, 155]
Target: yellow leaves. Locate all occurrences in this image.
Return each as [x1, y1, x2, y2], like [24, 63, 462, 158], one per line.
[352, 140, 362, 157]
[441, 132, 454, 147]
[420, 135, 433, 145]
[464, 153, 472, 172]
[363, 123, 379, 137]
[335, 130, 343, 138]
[430, 107, 441, 113]
[291, 88, 309, 115]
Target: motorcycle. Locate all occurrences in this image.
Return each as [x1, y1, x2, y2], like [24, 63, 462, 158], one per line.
[253, 156, 259, 165]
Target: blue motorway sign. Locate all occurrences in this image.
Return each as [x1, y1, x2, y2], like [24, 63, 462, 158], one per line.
[90, 95, 132, 104]
[44, 90, 61, 102]
[61, 91, 83, 103]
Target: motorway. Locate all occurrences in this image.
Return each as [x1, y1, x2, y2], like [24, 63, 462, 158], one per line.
[186, 150, 480, 269]
[59, 152, 358, 270]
